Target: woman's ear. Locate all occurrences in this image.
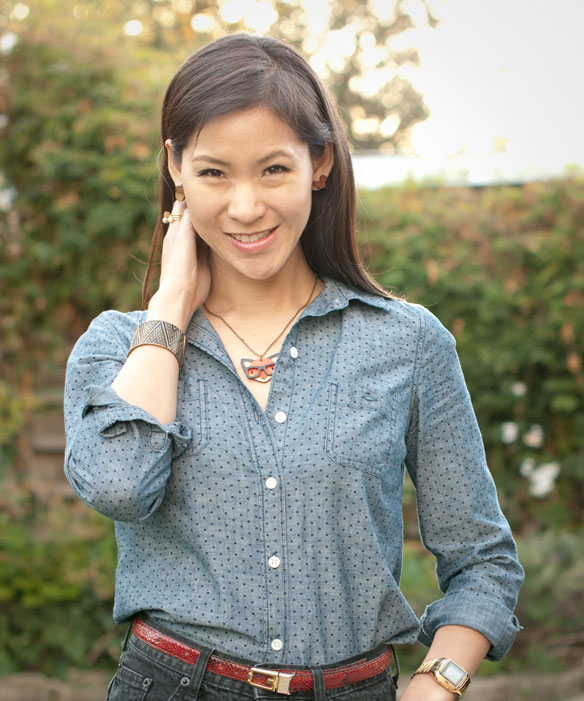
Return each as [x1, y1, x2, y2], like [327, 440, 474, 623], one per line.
[164, 138, 182, 185]
[312, 142, 334, 181]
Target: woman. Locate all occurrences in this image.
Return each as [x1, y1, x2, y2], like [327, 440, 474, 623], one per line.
[64, 33, 523, 700]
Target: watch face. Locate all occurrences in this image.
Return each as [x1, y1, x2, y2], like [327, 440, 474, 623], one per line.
[442, 661, 466, 686]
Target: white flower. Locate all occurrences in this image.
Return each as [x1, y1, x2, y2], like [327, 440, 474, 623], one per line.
[0, 32, 18, 55]
[519, 458, 535, 477]
[501, 421, 519, 444]
[0, 186, 16, 212]
[511, 382, 527, 397]
[528, 462, 560, 498]
[523, 424, 544, 448]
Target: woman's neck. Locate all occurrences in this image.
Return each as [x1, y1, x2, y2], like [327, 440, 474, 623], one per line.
[205, 253, 319, 322]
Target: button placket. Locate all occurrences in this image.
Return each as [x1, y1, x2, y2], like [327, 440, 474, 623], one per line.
[253, 334, 299, 656]
[246, 400, 288, 661]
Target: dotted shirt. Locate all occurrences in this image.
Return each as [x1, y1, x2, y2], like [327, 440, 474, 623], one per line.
[64, 277, 523, 666]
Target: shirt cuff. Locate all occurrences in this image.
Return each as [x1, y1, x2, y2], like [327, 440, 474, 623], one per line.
[418, 591, 522, 661]
[82, 385, 192, 457]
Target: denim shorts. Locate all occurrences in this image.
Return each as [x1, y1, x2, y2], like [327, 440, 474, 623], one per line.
[106, 623, 398, 701]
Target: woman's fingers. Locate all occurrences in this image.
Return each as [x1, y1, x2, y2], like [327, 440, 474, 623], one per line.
[159, 201, 211, 315]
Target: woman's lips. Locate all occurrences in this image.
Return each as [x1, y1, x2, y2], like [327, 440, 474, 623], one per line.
[226, 226, 278, 251]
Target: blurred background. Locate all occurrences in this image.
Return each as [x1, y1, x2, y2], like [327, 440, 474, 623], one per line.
[0, 0, 583, 699]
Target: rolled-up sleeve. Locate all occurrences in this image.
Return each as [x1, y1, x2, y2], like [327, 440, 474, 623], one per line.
[64, 311, 192, 522]
[405, 306, 524, 661]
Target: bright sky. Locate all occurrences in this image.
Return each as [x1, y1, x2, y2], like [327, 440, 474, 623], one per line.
[402, 0, 584, 171]
[6, 0, 581, 179]
[297, 0, 584, 176]
[114, 0, 584, 175]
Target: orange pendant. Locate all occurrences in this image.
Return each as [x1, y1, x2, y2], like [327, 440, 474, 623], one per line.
[241, 354, 278, 383]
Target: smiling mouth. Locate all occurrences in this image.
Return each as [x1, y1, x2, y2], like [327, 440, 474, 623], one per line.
[227, 227, 276, 242]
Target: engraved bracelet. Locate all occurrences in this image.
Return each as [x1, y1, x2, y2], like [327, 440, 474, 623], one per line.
[128, 320, 186, 366]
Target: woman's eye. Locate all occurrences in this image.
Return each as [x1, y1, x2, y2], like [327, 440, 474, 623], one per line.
[198, 168, 223, 177]
[265, 164, 289, 175]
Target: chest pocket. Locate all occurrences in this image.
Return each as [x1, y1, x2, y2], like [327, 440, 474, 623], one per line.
[177, 377, 209, 456]
[326, 382, 396, 477]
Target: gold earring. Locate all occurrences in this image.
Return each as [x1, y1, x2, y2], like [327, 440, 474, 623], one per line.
[312, 174, 327, 191]
[175, 184, 185, 202]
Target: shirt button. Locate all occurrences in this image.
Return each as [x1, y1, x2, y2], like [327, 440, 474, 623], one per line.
[289, 346, 298, 358]
[268, 555, 281, 569]
[265, 477, 278, 489]
[274, 411, 287, 424]
[271, 639, 283, 651]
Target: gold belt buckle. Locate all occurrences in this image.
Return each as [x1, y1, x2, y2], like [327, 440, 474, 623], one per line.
[248, 667, 295, 695]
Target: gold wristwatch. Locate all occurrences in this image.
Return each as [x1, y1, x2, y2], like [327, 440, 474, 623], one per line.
[412, 657, 471, 697]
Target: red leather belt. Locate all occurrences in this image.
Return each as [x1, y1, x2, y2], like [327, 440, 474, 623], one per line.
[132, 619, 392, 696]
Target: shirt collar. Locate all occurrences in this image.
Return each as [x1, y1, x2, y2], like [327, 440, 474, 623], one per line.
[299, 276, 392, 320]
[185, 276, 391, 349]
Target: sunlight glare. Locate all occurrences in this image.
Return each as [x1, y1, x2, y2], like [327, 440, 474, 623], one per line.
[124, 20, 143, 36]
[220, 0, 253, 24]
[10, 3, 29, 21]
[191, 13, 216, 32]
[0, 32, 18, 54]
[380, 114, 400, 137]
[353, 116, 380, 136]
[301, 0, 329, 35]
[402, 0, 427, 27]
[369, 0, 396, 24]
[244, 2, 278, 32]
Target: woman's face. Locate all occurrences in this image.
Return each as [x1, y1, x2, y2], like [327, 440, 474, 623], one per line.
[167, 106, 332, 283]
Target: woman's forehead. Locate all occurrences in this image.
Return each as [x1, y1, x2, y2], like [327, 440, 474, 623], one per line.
[188, 106, 308, 161]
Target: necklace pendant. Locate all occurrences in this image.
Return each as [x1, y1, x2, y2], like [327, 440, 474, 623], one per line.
[241, 354, 279, 383]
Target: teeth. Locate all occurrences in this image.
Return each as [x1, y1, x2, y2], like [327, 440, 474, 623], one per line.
[230, 229, 273, 242]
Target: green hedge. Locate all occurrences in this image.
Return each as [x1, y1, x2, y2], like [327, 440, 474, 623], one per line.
[0, 488, 119, 674]
[2, 38, 582, 531]
[1, 489, 582, 674]
[0, 41, 159, 382]
[360, 181, 584, 531]
[2, 30, 584, 678]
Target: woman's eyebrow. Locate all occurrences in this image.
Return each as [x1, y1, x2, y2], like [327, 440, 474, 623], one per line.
[191, 149, 296, 166]
[191, 154, 229, 166]
[257, 149, 296, 164]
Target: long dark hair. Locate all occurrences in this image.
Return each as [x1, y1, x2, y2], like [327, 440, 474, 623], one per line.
[142, 33, 391, 307]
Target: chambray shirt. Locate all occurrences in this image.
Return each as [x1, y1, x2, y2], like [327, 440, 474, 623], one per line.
[64, 277, 523, 666]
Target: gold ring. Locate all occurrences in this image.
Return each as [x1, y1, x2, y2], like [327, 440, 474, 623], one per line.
[162, 211, 183, 224]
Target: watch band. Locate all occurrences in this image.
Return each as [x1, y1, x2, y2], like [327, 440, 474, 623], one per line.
[412, 657, 471, 698]
[129, 320, 186, 366]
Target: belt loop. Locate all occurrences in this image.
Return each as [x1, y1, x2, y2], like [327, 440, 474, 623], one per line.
[188, 645, 214, 699]
[311, 667, 326, 701]
[121, 619, 134, 653]
[390, 645, 400, 687]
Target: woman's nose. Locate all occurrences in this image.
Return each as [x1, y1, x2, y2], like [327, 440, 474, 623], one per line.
[227, 183, 267, 224]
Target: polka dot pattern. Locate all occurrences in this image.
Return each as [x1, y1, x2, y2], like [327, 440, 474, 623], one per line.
[64, 278, 523, 665]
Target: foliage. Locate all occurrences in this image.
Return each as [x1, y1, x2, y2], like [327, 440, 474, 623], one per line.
[510, 529, 584, 672]
[0, 0, 435, 378]
[0, 486, 119, 675]
[0, 40, 159, 379]
[397, 529, 584, 676]
[0, 0, 435, 150]
[0, 382, 36, 477]
[1, 487, 581, 675]
[0, 0, 583, 679]
[360, 179, 584, 531]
